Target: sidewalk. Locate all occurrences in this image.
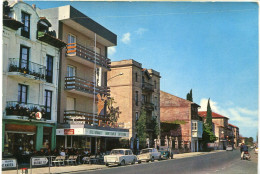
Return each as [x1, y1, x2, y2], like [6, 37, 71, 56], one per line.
[2, 150, 226, 174]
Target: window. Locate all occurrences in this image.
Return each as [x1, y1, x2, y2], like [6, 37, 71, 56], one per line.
[46, 55, 53, 83]
[135, 72, 138, 82]
[192, 122, 197, 131]
[18, 84, 27, 103]
[96, 67, 102, 86]
[20, 46, 29, 70]
[136, 112, 139, 121]
[68, 34, 76, 55]
[135, 91, 138, 106]
[154, 80, 157, 89]
[44, 90, 52, 120]
[68, 34, 76, 44]
[67, 65, 76, 77]
[154, 97, 158, 110]
[21, 12, 30, 38]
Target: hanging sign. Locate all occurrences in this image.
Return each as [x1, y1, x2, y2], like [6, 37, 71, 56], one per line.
[31, 157, 48, 166]
[2, 159, 16, 168]
[35, 112, 42, 120]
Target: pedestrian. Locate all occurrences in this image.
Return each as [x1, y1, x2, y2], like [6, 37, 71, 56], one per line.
[60, 149, 66, 156]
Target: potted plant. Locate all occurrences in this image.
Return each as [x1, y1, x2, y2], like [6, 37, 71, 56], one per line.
[9, 64, 18, 72]
[6, 106, 15, 115]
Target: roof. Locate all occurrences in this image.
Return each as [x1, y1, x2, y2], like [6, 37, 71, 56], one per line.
[198, 111, 229, 119]
[228, 123, 238, 128]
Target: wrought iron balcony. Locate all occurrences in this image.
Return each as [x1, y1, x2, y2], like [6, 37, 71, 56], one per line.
[66, 43, 111, 69]
[65, 76, 110, 96]
[143, 102, 154, 111]
[5, 101, 50, 120]
[8, 58, 46, 81]
[64, 110, 109, 125]
[142, 82, 154, 92]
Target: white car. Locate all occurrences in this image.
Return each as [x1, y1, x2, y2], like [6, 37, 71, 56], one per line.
[137, 148, 161, 162]
[104, 149, 137, 166]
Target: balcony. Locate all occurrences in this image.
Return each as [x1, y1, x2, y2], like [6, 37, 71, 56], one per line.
[64, 110, 109, 125]
[5, 101, 50, 120]
[191, 120, 203, 138]
[8, 58, 46, 83]
[143, 102, 154, 111]
[142, 82, 154, 92]
[65, 76, 110, 97]
[66, 43, 111, 69]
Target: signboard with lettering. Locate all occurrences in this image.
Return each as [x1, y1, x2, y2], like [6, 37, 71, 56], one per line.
[2, 159, 16, 168]
[32, 157, 48, 166]
[64, 129, 74, 135]
[35, 112, 42, 120]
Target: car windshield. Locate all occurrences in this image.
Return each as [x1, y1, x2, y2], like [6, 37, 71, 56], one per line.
[110, 150, 125, 155]
[141, 149, 152, 154]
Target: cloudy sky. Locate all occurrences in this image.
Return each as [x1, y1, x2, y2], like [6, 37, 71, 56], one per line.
[28, 1, 258, 139]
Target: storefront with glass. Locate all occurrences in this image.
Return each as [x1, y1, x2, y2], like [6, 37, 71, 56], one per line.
[56, 125, 129, 154]
[2, 119, 56, 161]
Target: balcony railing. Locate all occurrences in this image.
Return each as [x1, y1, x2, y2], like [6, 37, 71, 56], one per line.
[5, 101, 50, 120]
[66, 43, 111, 69]
[64, 110, 109, 125]
[8, 58, 46, 80]
[142, 82, 154, 92]
[65, 76, 110, 96]
[143, 102, 154, 111]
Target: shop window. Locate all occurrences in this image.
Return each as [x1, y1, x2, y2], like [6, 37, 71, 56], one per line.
[44, 90, 52, 120]
[18, 84, 27, 103]
[21, 12, 30, 38]
[46, 55, 53, 83]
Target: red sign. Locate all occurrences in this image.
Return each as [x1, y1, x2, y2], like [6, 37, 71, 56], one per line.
[35, 112, 42, 120]
[64, 129, 74, 135]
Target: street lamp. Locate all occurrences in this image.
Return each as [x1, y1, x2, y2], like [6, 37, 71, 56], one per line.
[107, 72, 124, 81]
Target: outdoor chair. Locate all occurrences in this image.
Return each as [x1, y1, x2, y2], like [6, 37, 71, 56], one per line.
[82, 157, 90, 164]
[52, 156, 65, 166]
[66, 155, 78, 165]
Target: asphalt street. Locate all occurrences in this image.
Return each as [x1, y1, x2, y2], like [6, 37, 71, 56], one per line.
[73, 150, 258, 174]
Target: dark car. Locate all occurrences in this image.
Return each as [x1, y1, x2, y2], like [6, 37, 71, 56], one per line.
[159, 148, 173, 160]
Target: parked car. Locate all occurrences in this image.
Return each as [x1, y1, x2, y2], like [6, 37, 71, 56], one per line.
[137, 148, 161, 162]
[104, 149, 137, 166]
[159, 147, 173, 159]
[226, 145, 233, 151]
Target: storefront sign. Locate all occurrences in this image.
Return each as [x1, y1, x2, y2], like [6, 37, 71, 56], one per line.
[2, 159, 16, 168]
[64, 129, 74, 135]
[35, 112, 42, 120]
[31, 157, 48, 166]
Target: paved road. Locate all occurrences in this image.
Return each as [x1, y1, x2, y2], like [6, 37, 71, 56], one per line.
[73, 150, 257, 174]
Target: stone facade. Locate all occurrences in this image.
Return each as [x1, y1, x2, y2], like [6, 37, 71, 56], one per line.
[108, 59, 161, 145]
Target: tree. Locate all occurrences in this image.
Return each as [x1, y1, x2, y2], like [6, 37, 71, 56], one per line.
[206, 98, 213, 130]
[150, 117, 159, 142]
[136, 107, 148, 149]
[202, 98, 216, 151]
[106, 97, 121, 126]
[186, 89, 193, 102]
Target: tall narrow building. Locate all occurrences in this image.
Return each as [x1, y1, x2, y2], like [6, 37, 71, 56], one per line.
[108, 59, 161, 148]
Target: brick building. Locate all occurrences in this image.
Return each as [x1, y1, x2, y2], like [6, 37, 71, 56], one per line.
[108, 59, 161, 148]
[160, 91, 203, 152]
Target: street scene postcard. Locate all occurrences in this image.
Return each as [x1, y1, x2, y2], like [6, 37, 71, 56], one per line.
[1, 0, 259, 174]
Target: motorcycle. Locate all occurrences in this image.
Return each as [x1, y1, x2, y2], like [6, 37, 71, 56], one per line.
[243, 151, 251, 160]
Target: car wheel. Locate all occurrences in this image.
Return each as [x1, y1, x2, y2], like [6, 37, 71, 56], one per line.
[158, 156, 162, 161]
[151, 157, 154, 162]
[105, 163, 109, 166]
[120, 160, 125, 166]
[131, 159, 135, 165]
[138, 160, 141, 164]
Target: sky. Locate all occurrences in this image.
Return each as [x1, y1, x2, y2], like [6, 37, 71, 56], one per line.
[26, 1, 259, 139]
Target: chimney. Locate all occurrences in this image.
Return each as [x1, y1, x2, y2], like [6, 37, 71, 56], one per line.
[32, 4, 36, 9]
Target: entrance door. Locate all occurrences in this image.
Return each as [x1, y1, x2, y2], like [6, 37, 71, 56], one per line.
[68, 34, 76, 55]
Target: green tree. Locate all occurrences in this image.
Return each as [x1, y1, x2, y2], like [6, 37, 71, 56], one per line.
[136, 107, 148, 149]
[150, 117, 159, 141]
[106, 98, 121, 126]
[206, 98, 213, 130]
[202, 98, 216, 151]
[186, 89, 193, 102]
